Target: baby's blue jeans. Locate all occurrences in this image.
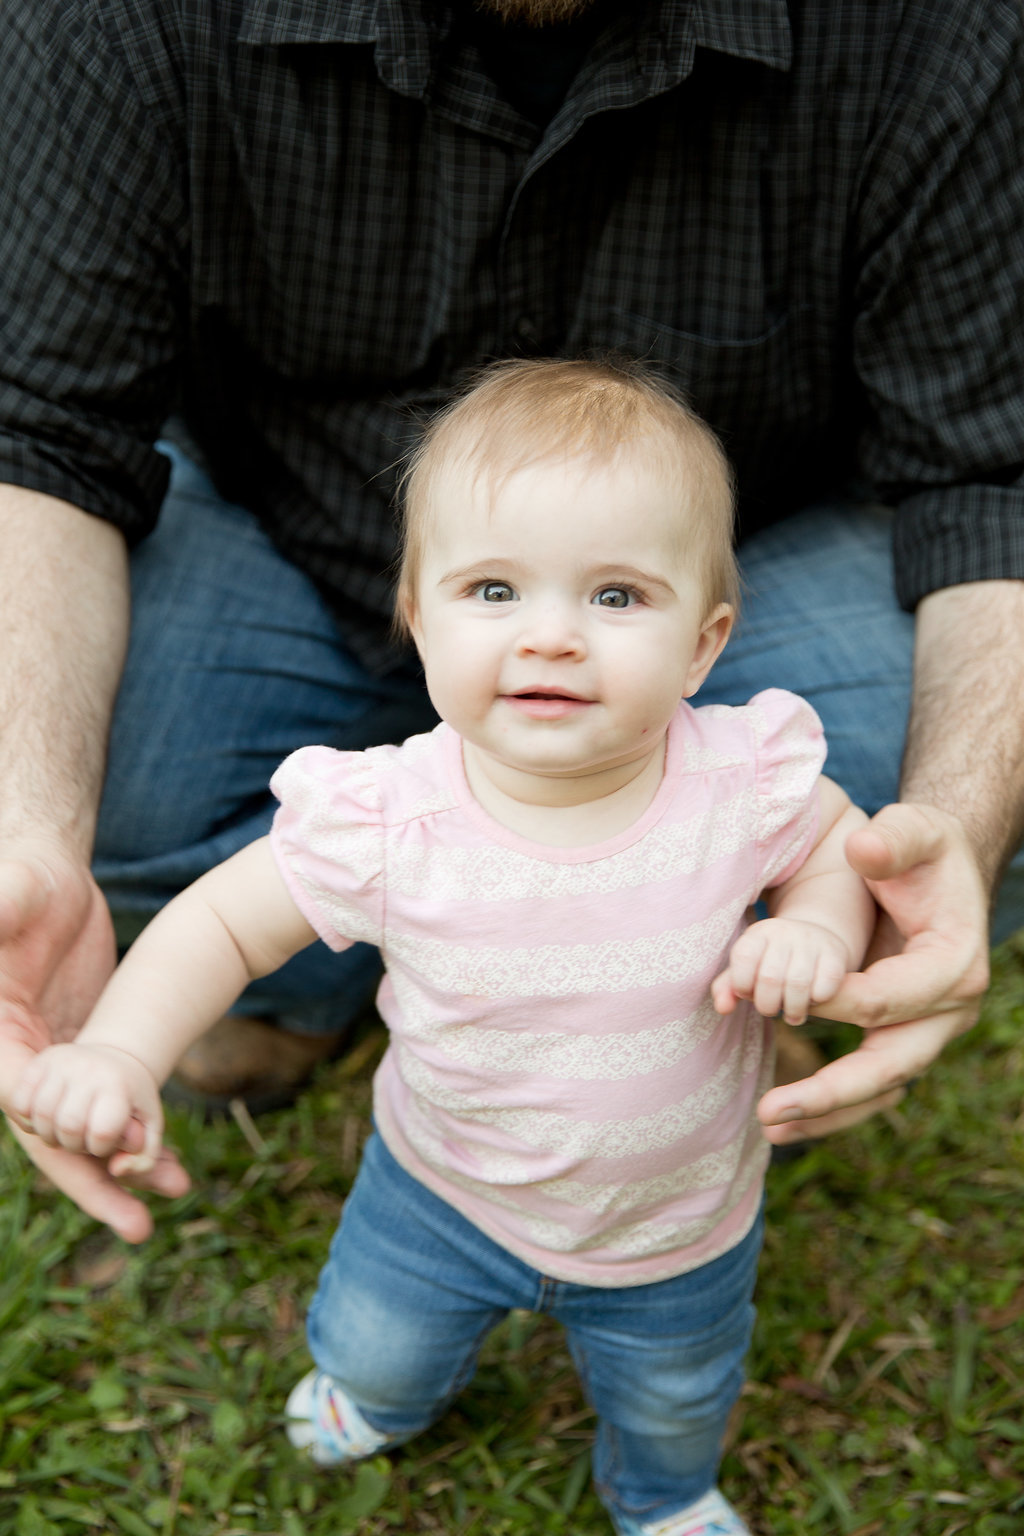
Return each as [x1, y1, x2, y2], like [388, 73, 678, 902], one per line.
[93, 443, 1024, 1035]
[306, 1130, 764, 1533]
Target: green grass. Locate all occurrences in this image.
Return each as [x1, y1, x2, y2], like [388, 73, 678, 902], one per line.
[2, 944, 1024, 1536]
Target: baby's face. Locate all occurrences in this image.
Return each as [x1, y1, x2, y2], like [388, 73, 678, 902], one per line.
[408, 451, 727, 792]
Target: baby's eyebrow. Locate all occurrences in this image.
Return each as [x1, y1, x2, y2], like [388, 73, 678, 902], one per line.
[435, 559, 678, 595]
[586, 563, 676, 594]
[437, 559, 523, 585]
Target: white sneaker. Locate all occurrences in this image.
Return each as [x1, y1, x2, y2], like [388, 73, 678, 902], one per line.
[285, 1369, 392, 1466]
[640, 1487, 751, 1536]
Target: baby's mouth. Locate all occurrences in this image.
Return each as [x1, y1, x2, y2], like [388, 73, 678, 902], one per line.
[502, 688, 593, 717]
[509, 686, 587, 701]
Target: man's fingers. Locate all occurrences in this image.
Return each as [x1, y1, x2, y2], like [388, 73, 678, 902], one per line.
[111, 1144, 189, 1198]
[4, 1036, 47, 1120]
[6, 1122, 190, 1243]
[844, 803, 946, 883]
[760, 1056, 900, 1126]
[109, 1107, 166, 1175]
[759, 1016, 948, 1134]
[816, 949, 973, 1030]
[8, 1120, 155, 1242]
[761, 1084, 908, 1144]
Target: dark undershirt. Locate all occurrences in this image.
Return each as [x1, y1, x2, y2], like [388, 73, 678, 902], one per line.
[461, 2, 613, 123]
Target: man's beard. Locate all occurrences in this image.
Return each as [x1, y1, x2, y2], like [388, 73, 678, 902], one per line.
[474, 0, 599, 26]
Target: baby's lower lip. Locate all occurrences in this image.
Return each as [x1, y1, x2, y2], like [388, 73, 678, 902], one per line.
[502, 693, 592, 719]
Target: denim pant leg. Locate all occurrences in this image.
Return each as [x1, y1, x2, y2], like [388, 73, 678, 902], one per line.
[555, 1210, 764, 1534]
[708, 500, 1023, 941]
[92, 444, 437, 1034]
[305, 1134, 529, 1440]
[308, 1135, 761, 1517]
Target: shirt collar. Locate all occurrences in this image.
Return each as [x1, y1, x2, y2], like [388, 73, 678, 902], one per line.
[564, 2, 791, 133]
[237, 0, 434, 95]
[236, 0, 792, 100]
[688, 1, 792, 72]
[237, 0, 379, 45]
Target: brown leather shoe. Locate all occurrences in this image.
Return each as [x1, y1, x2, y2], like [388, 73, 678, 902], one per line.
[166, 1013, 352, 1116]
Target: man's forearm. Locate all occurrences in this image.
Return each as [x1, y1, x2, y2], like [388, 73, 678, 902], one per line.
[902, 580, 1024, 898]
[0, 484, 129, 855]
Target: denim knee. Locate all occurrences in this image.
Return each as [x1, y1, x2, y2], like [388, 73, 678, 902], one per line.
[559, 1209, 763, 1526]
[305, 1135, 515, 1436]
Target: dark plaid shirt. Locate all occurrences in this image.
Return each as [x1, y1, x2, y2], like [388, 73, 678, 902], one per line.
[2, 0, 1022, 668]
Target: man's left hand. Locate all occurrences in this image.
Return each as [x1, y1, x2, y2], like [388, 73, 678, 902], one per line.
[758, 802, 990, 1142]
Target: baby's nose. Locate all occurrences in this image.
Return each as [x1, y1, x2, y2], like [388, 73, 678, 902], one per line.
[516, 602, 586, 658]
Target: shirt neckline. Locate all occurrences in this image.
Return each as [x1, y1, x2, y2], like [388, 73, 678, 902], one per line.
[237, 0, 791, 67]
[235, 0, 793, 100]
[441, 706, 688, 864]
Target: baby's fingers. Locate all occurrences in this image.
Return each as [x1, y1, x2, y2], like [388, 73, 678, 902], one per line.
[747, 937, 794, 1021]
[779, 961, 816, 1026]
[11, 1062, 74, 1147]
[809, 949, 849, 1009]
[723, 931, 769, 1001]
[79, 1082, 144, 1160]
[109, 1100, 164, 1176]
[710, 970, 740, 1015]
[46, 1080, 119, 1156]
[9, 1052, 56, 1128]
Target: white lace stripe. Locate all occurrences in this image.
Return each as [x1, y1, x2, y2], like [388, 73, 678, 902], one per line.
[760, 801, 818, 887]
[288, 865, 382, 946]
[422, 1120, 758, 1214]
[399, 1114, 768, 1259]
[386, 901, 743, 1000]
[385, 986, 725, 1079]
[380, 787, 759, 902]
[393, 1014, 761, 1160]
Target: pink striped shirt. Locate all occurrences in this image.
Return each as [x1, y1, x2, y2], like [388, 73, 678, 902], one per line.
[270, 688, 824, 1286]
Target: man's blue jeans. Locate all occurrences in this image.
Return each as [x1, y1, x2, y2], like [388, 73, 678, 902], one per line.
[306, 1130, 764, 1533]
[93, 444, 1023, 1035]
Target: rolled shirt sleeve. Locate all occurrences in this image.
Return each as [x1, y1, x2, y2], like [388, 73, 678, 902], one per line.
[0, 1, 188, 537]
[851, 3, 1024, 606]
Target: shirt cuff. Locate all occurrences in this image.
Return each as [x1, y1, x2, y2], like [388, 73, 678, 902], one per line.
[892, 484, 1024, 609]
[0, 433, 164, 544]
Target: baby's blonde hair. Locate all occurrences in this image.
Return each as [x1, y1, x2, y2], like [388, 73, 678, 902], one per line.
[394, 357, 739, 635]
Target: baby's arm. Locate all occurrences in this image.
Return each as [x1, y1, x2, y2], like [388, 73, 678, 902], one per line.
[711, 778, 875, 1025]
[9, 838, 316, 1173]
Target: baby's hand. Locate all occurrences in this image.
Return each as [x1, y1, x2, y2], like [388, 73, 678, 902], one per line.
[9, 1042, 164, 1176]
[711, 918, 852, 1025]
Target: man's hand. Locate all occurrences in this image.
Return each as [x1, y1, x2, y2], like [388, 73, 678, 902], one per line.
[758, 802, 989, 1142]
[0, 844, 189, 1240]
[0, 848, 116, 1050]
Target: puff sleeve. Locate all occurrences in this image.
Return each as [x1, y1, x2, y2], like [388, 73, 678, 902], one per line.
[269, 746, 385, 950]
[747, 689, 828, 892]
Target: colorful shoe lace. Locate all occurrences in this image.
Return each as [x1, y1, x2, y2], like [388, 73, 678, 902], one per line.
[640, 1487, 751, 1536]
[285, 1369, 392, 1466]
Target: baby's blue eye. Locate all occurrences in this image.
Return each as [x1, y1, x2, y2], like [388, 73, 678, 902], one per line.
[479, 581, 516, 603]
[593, 586, 634, 608]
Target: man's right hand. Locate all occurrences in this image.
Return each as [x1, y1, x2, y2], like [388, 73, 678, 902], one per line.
[0, 845, 189, 1242]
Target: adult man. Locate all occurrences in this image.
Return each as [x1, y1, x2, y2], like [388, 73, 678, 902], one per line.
[1, 0, 1021, 1242]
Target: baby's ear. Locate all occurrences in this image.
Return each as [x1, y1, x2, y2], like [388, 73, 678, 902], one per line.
[684, 603, 734, 697]
[404, 603, 425, 660]
[391, 586, 422, 654]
